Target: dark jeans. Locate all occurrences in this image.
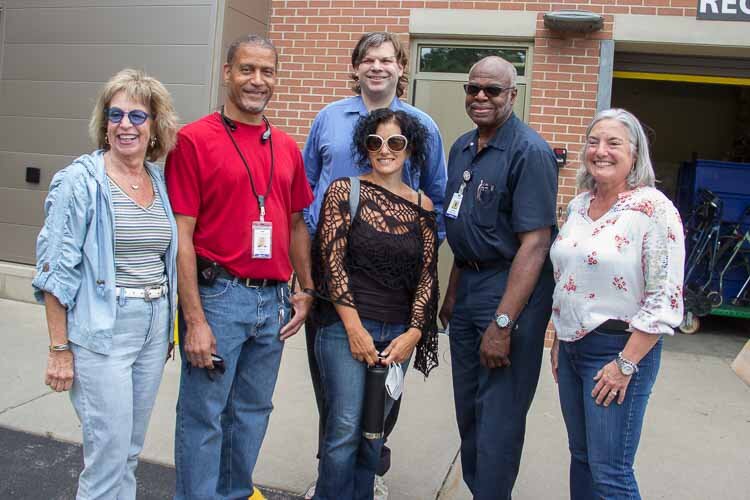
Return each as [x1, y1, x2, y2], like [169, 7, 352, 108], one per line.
[313, 319, 410, 500]
[305, 318, 401, 476]
[175, 278, 290, 500]
[557, 328, 662, 500]
[449, 267, 554, 500]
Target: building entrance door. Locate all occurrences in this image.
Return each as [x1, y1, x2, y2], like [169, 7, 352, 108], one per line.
[409, 42, 532, 319]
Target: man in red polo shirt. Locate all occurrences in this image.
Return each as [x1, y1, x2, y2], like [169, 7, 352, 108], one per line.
[165, 34, 313, 500]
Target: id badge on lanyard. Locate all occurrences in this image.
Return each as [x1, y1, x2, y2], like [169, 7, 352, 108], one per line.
[446, 170, 472, 219]
[252, 220, 272, 259]
[252, 199, 272, 259]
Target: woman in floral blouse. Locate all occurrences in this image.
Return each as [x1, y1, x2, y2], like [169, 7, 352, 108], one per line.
[549, 108, 685, 500]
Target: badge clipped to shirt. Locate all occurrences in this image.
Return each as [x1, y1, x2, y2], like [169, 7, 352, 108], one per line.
[446, 169, 472, 219]
[252, 219, 272, 259]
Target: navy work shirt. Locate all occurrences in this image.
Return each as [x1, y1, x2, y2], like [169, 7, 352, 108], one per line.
[445, 113, 558, 264]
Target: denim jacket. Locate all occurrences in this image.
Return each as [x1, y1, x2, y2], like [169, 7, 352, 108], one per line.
[32, 150, 178, 354]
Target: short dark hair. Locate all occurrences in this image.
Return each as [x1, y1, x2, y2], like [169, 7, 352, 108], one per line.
[350, 32, 409, 97]
[352, 108, 428, 174]
[226, 34, 278, 67]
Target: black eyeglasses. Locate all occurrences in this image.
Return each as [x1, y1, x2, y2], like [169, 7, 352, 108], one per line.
[365, 134, 408, 153]
[462, 84, 515, 98]
[104, 107, 152, 126]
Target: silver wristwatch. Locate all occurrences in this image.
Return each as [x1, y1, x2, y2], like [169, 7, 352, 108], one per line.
[493, 313, 515, 330]
[616, 352, 639, 376]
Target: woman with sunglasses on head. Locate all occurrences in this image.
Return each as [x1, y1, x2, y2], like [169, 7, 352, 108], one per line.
[32, 68, 179, 500]
[311, 108, 439, 500]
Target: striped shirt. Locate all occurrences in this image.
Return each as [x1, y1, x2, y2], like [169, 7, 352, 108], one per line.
[109, 174, 171, 288]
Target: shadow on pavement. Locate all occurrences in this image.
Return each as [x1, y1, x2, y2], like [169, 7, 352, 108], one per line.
[663, 315, 749, 360]
[0, 425, 300, 500]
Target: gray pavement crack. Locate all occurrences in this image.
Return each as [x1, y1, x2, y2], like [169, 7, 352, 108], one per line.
[435, 449, 461, 499]
[0, 390, 54, 416]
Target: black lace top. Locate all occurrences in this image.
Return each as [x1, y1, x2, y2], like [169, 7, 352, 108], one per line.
[312, 178, 439, 377]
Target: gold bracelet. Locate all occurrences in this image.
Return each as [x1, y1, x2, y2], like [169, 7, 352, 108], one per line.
[49, 343, 71, 352]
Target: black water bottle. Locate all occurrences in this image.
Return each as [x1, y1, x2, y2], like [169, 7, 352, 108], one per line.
[362, 363, 388, 440]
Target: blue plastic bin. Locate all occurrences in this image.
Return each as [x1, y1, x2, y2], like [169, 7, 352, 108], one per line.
[677, 159, 750, 223]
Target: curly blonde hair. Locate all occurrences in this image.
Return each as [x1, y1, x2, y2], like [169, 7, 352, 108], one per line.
[89, 69, 179, 161]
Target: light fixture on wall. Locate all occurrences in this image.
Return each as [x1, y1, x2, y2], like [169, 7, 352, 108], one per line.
[543, 10, 604, 33]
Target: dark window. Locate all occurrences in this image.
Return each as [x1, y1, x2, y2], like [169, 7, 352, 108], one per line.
[418, 46, 526, 76]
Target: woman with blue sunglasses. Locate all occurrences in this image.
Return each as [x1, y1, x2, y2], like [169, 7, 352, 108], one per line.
[33, 68, 180, 499]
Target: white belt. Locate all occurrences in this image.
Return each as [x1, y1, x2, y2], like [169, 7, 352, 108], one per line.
[115, 284, 167, 301]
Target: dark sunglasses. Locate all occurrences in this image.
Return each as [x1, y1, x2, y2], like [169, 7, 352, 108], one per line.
[104, 106, 152, 126]
[186, 353, 225, 381]
[206, 353, 226, 381]
[365, 134, 408, 153]
[463, 84, 515, 98]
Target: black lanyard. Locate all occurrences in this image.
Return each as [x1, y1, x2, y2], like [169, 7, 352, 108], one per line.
[220, 107, 275, 221]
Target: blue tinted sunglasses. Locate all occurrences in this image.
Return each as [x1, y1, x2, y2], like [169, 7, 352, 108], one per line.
[104, 107, 152, 126]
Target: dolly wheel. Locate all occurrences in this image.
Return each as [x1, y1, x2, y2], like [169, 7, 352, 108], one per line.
[679, 313, 700, 335]
[707, 291, 723, 308]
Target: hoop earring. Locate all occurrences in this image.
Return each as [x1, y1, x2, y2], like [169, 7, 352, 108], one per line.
[104, 134, 109, 145]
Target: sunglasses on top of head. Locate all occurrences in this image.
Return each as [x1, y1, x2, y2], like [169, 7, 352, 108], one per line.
[104, 107, 152, 126]
[462, 84, 515, 98]
[365, 134, 408, 153]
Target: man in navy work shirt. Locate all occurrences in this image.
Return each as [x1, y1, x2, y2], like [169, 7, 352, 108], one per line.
[302, 31, 447, 500]
[439, 56, 557, 500]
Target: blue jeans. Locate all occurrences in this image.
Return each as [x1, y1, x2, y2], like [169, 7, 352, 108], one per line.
[313, 319, 410, 500]
[174, 278, 290, 500]
[557, 328, 662, 500]
[70, 294, 169, 500]
[449, 267, 554, 500]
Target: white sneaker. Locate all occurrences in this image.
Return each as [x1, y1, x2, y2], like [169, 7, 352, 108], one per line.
[373, 475, 389, 500]
[304, 480, 316, 500]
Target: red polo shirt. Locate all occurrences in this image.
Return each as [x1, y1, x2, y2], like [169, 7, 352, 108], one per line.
[165, 113, 313, 281]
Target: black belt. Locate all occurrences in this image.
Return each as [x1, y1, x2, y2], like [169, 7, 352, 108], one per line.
[217, 266, 281, 288]
[599, 319, 630, 332]
[197, 255, 282, 288]
[215, 267, 282, 288]
[456, 259, 509, 272]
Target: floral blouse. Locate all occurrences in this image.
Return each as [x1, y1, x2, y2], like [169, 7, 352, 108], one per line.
[550, 186, 685, 342]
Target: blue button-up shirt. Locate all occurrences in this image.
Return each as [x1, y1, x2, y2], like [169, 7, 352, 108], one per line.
[303, 95, 447, 240]
[445, 113, 558, 264]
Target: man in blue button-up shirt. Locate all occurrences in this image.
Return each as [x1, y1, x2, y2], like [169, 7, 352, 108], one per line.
[440, 56, 557, 500]
[302, 31, 447, 500]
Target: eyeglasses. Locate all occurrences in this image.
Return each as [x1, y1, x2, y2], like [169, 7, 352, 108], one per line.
[462, 84, 515, 98]
[104, 107, 152, 126]
[206, 354, 225, 381]
[186, 353, 226, 381]
[365, 134, 408, 153]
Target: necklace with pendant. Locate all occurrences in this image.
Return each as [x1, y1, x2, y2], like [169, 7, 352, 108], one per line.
[131, 184, 140, 190]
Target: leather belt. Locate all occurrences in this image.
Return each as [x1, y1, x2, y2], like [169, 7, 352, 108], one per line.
[456, 259, 509, 272]
[599, 319, 630, 332]
[215, 267, 281, 288]
[115, 284, 168, 301]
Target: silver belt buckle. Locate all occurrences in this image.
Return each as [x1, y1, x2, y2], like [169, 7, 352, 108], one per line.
[144, 286, 161, 301]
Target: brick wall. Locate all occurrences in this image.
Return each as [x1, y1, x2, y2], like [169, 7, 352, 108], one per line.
[266, 0, 697, 341]
[267, 0, 695, 205]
